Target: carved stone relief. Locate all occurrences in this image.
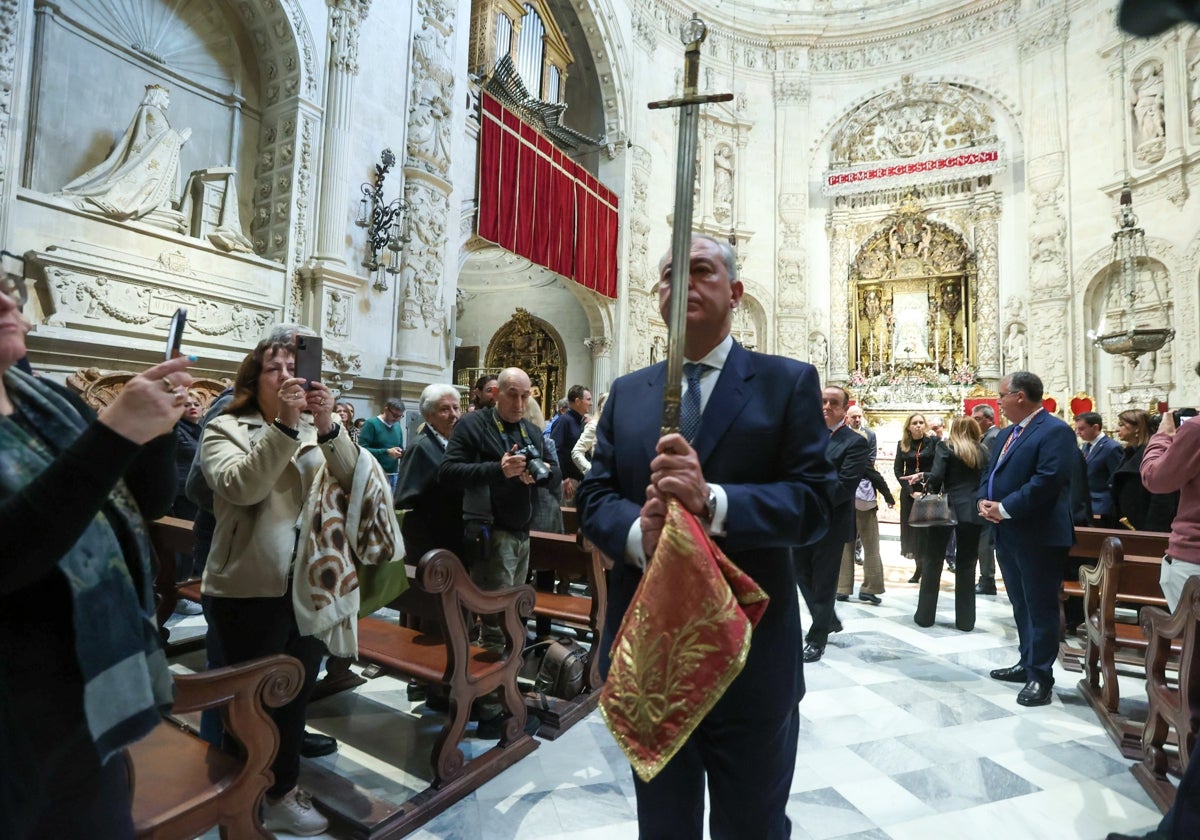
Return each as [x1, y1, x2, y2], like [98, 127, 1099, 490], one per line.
[971, 199, 1001, 377]
[398, 181, 449, 332]
[0, 0, 21, 238]
[630, 145, 652, 284]
[809, 332, 828, 377]
[1188, 34, 1200, 134]
[1028, 189, 1067, 295]
[831, 79, 998, 165]
[809, 4, 1018, 72]
[407, 21, 454, 178]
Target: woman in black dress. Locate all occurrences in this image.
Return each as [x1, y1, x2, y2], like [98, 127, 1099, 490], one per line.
[914, 417, 986, 631]
[894, 412, 931, 582]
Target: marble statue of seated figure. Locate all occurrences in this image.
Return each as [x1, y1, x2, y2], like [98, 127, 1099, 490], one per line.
[59, 84, 191, 223]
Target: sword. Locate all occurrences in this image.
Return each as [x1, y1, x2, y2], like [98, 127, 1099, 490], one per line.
[648, 14, 732, 437]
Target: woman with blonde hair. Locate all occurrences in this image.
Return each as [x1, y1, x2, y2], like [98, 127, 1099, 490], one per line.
[894, 412, 931, 582]
[914, 416, 987, 631]
[571, 391, 609, 476]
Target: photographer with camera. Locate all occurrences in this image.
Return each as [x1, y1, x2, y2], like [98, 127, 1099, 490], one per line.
[440, 367, 557, 629]
[439, 367, 557, 737]
[1141, 368, 1200, 612]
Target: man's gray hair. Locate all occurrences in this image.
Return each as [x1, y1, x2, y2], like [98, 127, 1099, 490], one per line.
[419, 383, 460, 418]
[1007, 370, 1044, 402]
[385, 397, 405, 412]
[658, 234, 738, 282]
[972, 404, 995, 422]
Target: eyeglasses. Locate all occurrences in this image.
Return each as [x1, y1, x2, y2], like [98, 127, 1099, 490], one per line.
[997, 390, 1012, 399]
[0, 250, 27, 308]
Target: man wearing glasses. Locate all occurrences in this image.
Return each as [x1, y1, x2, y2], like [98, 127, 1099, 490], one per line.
[977, 371, 1075, 707]
[360, 397, 406, 494]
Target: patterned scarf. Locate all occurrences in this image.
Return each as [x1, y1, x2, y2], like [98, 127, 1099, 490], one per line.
[0, 368, 172, 763]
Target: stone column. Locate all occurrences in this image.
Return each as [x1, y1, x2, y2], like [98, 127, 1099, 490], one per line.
[827, 215, 851, 383]
[585, 336, 612, 393]
[774, 79, 811, 362]
[312, 0, 371, 263]
[972, 198, 1002, 380]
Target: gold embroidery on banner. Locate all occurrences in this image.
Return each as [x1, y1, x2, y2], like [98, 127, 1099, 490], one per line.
[599, 500, 764, 782]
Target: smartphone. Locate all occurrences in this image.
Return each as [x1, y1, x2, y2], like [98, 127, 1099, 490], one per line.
[294, 334, 322, 390]
[165, 308, 187, 361]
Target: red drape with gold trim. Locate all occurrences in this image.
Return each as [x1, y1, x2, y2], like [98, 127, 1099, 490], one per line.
[600, 500, 769, 782]
[477, 93, 618, 299]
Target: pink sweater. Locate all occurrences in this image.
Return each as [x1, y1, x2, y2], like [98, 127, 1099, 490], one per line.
[1141, 418, 1200, 564]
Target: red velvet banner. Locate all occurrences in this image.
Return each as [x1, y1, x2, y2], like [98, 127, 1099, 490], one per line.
[477, 93, 618, 299]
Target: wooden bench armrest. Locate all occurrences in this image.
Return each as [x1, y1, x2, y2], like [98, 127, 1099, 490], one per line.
[416, 549, 536, 667]
[171, 654, 304, 756]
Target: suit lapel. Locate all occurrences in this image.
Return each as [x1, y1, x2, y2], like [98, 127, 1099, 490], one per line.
[692, 342, 752, 466]
[639, 364, 667, 466]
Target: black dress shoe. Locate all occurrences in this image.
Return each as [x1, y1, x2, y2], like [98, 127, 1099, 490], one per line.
[976, 577, 998, 595]
[907, 573, 921, 584]
[830, 619, 844, 633]
[802, 643, 824, 663]
[858, 592, 881, 605]
[1104, 831, 1169, 840]
[989, 664, 1027, 683]
[836, 593, 849, 601]
[300, 731, 338, 758]
[1017, 679, 1053, 706]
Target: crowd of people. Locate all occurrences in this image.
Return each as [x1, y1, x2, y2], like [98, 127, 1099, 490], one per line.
[4, 224, 1199, 839]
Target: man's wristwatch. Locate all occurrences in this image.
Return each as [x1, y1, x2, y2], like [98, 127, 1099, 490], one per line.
[703, 485, 717, 521]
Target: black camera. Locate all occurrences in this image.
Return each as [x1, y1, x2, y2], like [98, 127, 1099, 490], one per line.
[514, 444, 552, 485]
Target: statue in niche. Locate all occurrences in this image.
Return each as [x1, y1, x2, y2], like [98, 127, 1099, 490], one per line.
[809, 333, 828, 372]
[1004, 322, 1027, 372]
[58, 85, 191, 229]
[713, 145, 733, 223]
[1131, 62, 1166, 146]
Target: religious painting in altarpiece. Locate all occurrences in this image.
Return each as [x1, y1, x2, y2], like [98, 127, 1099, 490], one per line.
[485, 307, 563, 417]
[849, 197, 977, 378]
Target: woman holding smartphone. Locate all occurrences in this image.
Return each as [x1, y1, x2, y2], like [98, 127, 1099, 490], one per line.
[200, 334, 359, 836]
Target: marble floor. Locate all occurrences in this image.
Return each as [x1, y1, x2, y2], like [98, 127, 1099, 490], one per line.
[171, 532, 1170, 840]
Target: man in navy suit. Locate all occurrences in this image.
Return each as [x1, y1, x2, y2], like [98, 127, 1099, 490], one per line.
[796, 386, 872, 661]
[1075, 411, 1122, 527]
[576, 234, 834, 839]
[978, 371, 1076, 706]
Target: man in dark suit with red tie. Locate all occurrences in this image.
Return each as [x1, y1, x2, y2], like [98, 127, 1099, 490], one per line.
[978, 370, 1076, 706]
[576, 234, 834, 839]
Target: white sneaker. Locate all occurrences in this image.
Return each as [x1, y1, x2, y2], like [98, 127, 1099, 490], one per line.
[261, 787, 329, 836]
[173, 598, 203, 616]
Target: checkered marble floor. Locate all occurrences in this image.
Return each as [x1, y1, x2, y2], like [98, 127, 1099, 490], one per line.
[171, 532, 1169, 840]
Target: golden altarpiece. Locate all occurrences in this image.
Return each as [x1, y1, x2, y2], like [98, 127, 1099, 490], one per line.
[846, 199, 986, 429]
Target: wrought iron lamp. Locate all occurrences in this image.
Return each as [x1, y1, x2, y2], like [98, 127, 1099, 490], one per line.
[1092, 184, 1173, 366]
[355, 149, 411, 292]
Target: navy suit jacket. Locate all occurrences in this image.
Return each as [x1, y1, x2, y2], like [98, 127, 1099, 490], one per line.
[576, 342, 835, 719]
[977, 410, 1076, 551]
[1083, 434, 1122, 516]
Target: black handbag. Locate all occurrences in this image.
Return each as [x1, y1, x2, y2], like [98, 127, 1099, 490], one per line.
[908, 492, 957, 528]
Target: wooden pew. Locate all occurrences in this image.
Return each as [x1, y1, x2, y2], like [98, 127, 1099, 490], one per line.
[127, 653, 303, 839]
[1076, 537, 1178, 758]
[329, 550, 538, 837]
[527, 530, 607, 738]
[148, 516, 207, 656]
[1059, 527, 1169, 672]
[1133, 575, 1200, 813]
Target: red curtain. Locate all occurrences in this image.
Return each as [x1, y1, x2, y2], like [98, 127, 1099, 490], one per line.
[476, 93, 618, 299]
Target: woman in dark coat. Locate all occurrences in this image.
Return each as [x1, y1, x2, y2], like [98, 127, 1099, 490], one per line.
[894, 412, 932, 582]
[1111, 409, 1179, 532]
[913, 416, 987, 631]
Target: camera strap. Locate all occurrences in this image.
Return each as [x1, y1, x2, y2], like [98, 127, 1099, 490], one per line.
[493, 413, 536, 453]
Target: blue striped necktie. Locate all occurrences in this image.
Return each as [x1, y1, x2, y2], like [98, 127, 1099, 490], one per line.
[680, 362, 709, 442]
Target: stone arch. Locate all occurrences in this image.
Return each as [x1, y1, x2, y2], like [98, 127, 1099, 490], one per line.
[809, 75, 1024, 167]
[1077, 237, 1181, 413]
